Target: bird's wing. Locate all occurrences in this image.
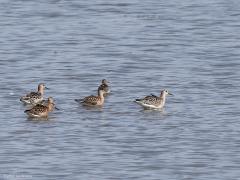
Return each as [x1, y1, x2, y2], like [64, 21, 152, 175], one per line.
[150, 93, 158, 98]
[142, 96, 159, 105]
[28, 104, 47, 114]
[83, 96, 98, 105]
[26, 92, 41, 98]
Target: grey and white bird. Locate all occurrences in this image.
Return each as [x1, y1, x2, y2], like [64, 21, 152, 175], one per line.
[135, 89, 173, 109]
[20, 83, 49, 105]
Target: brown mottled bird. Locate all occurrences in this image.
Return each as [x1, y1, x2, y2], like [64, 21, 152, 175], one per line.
[75, 89, 105, 106]
[24, 97, 55, 118]
[20, 83, 48, 105]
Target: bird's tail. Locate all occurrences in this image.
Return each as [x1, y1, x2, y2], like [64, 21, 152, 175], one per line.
[24, 109, 30, 113]
[20, 96, 28, 101]
[75, 99, 83, 103]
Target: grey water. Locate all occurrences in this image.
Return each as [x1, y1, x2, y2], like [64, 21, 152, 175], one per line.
[0, 0, 240, 179]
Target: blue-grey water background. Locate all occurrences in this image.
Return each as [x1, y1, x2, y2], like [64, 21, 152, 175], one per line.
[0, 0, 240, 179]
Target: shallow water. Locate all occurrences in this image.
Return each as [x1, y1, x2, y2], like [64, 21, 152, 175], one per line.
[0, 0, 240, 179]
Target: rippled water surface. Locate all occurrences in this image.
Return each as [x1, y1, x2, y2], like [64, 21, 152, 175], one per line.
[1, 0, 240, 179]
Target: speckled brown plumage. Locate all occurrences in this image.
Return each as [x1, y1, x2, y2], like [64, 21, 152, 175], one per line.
[25, 97, 55, 118]
[75, 90, 105, 106]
